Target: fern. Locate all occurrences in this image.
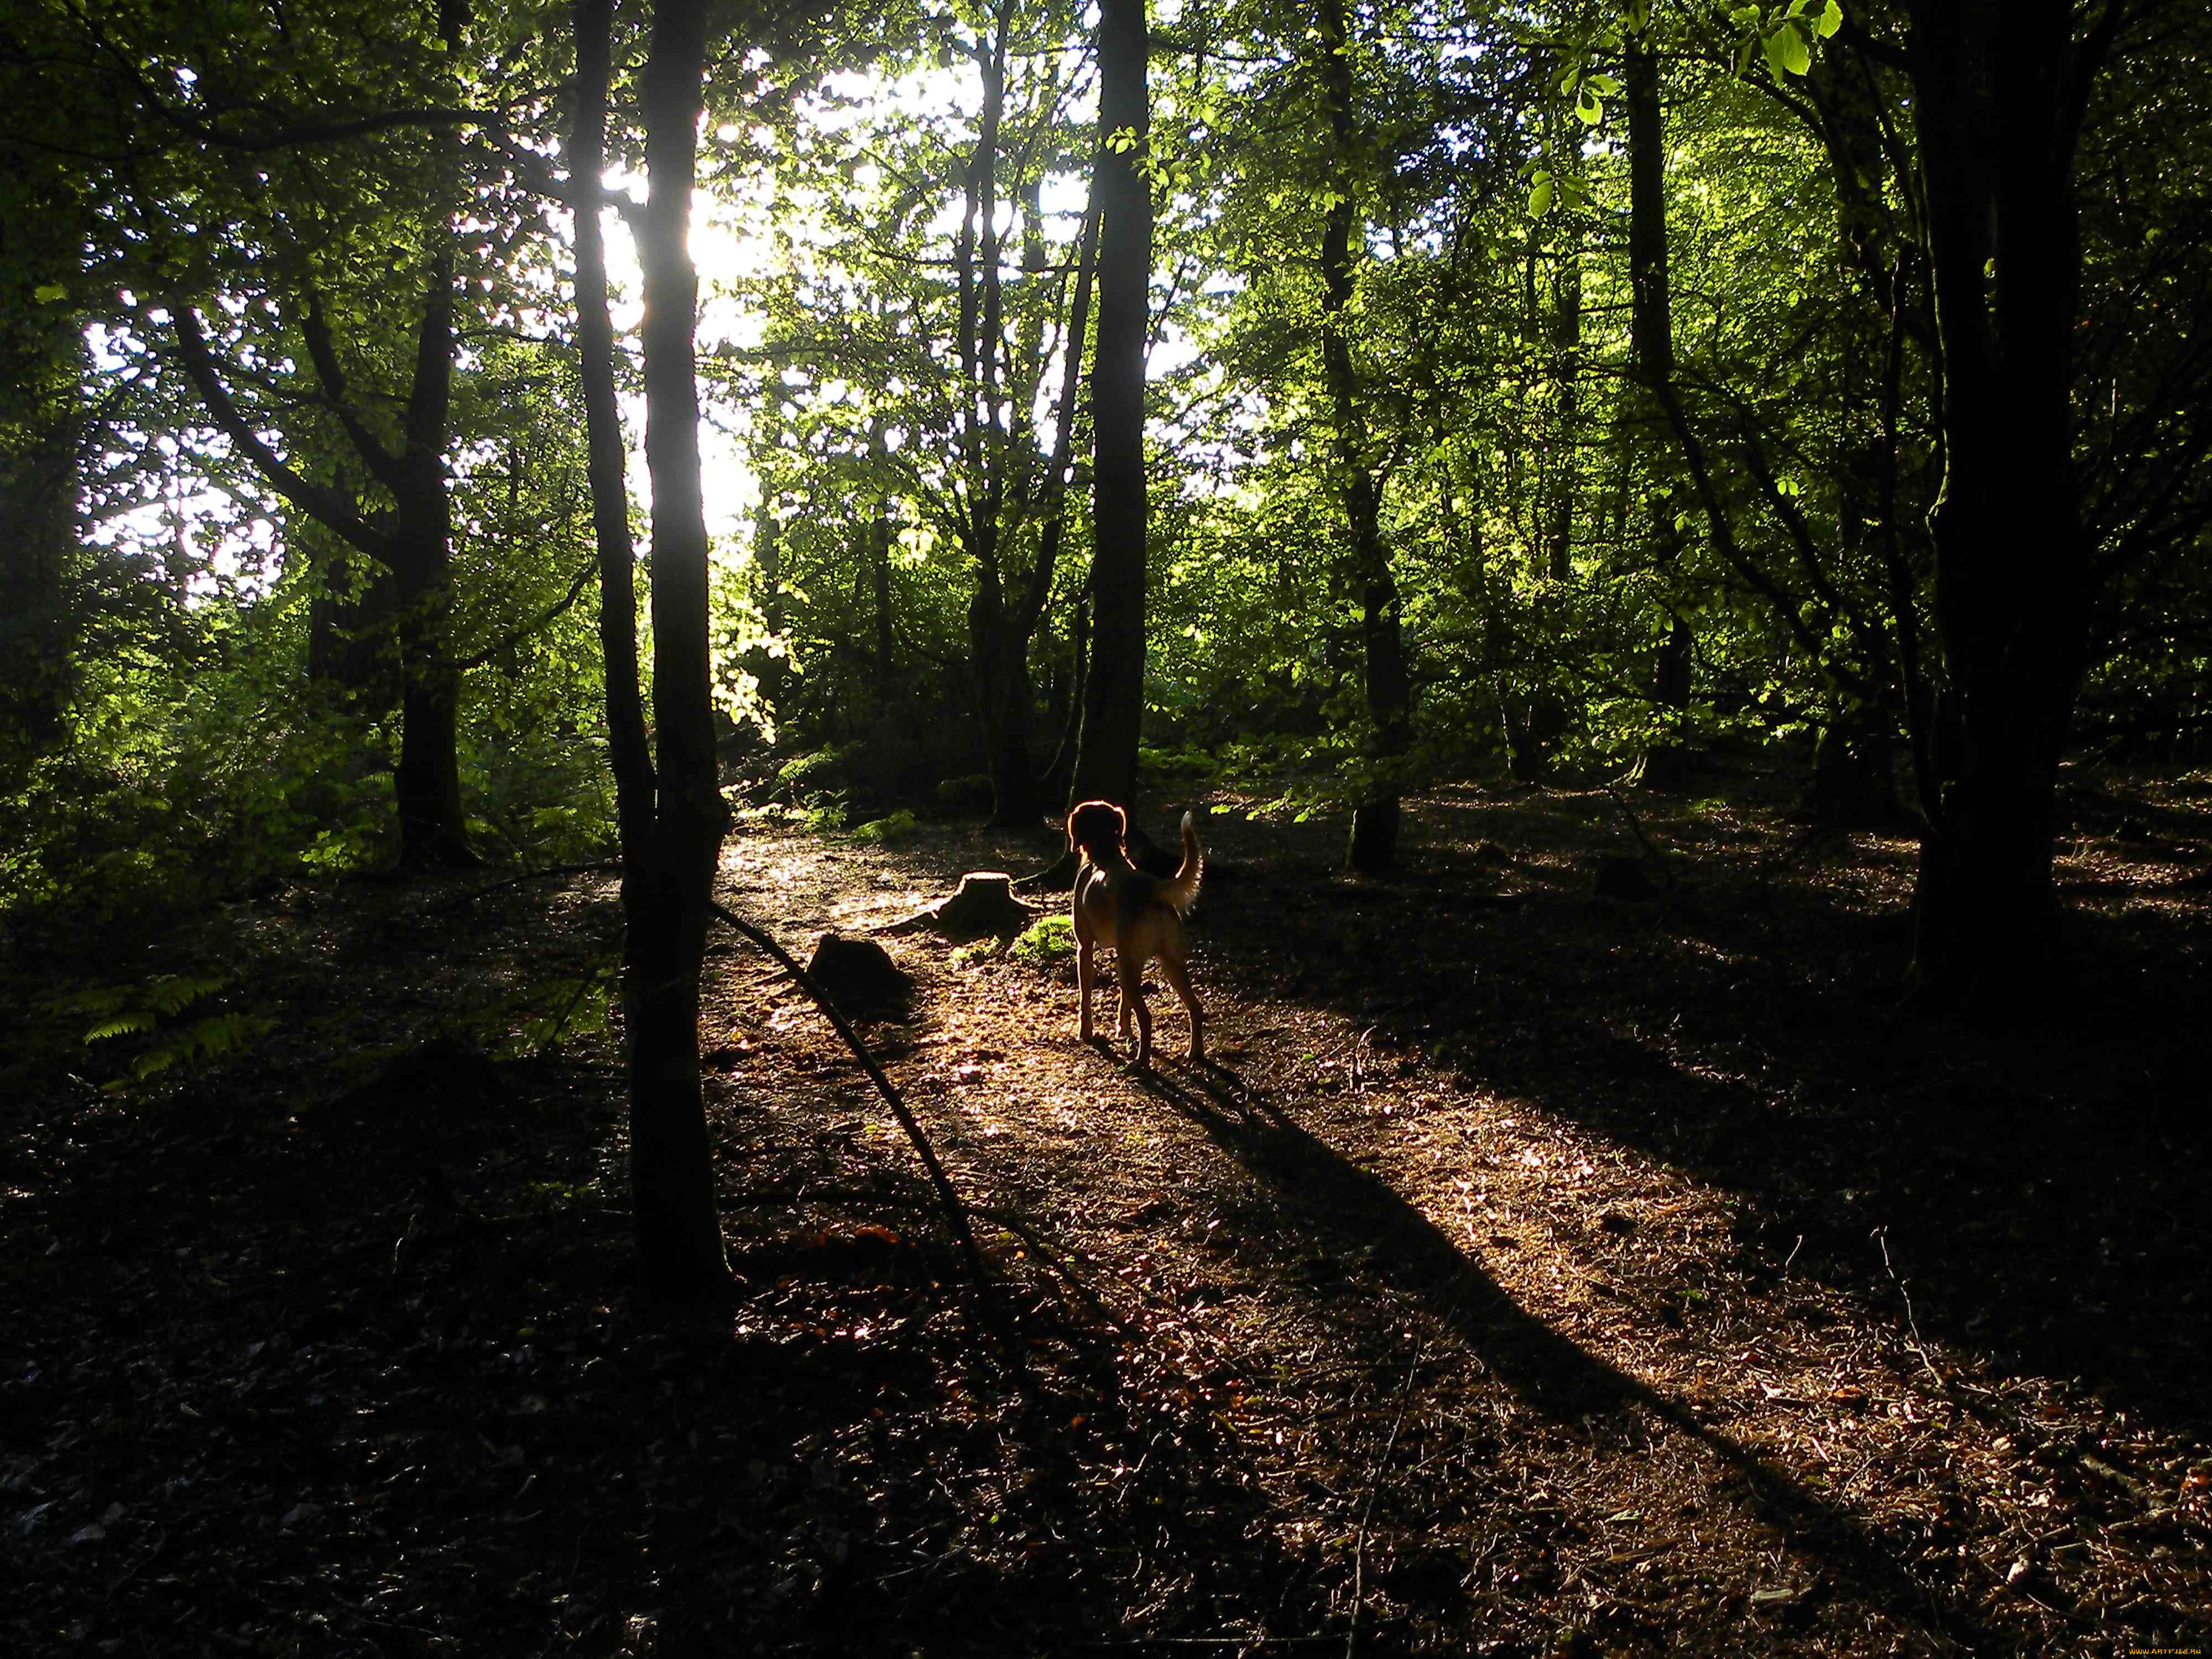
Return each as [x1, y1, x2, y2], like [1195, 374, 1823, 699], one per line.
[129, 1011, 278, 1081]
[850, 809, 919, 846]
[84, 1011, 158, 1042]
[44, 969, 269, 1088]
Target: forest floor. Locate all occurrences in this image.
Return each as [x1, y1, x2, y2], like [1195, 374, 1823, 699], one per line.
[4, 761, 2210, 1658]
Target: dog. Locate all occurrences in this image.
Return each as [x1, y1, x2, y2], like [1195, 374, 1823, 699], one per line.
[1067, 800, 1205, 1068]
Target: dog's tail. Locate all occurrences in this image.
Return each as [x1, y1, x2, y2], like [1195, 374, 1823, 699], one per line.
[1159, 810, 1204, 913]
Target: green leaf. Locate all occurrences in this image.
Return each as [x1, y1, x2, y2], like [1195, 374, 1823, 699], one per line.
[1576, 86, 1604, 124]
[1528, 175, 1556, 216]
[1813, 0, 1844, 38]
[34, 283, 69, 304]
[1765, 20, 1812, 75]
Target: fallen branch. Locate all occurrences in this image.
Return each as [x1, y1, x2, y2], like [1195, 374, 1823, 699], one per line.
[420, 861, 618, 915]
[707, 899, 998, 1324]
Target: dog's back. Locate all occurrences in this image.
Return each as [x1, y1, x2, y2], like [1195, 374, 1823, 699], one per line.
[1075, 810, 1203, 946]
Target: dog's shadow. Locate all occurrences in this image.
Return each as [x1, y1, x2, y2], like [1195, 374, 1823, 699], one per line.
[1125, 1059, 2000, 1651]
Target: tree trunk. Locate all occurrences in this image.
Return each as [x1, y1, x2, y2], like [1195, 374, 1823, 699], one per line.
[1903, 0, 2095, 1011]
[1068, 0, 1152, 813]
[1800, 709, 1904, 826]
[0, 330, 82, 786]
[578, 0, 729, 1301]
[573, 0, 656, 865]
[388, 309, 472, 872]
[869, 418, 895, 718]
[969, 568, 1045, 826]
[1316, 0, 1411, 871]
[166, 192, 475, 865]
[1624, 29, 1698, 792]
[872, 499, 895, 716]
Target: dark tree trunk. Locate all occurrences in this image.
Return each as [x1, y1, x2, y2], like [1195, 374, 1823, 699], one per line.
[869, 419, 895, 718]
[1511, 210, 1582, 782]
[1800, 710, 1905, 826]
[1545, 220, 1582, 587]
[576, 0, 729, 1301]
[1623, 28, 1698, 792]
[749, 507, 795, 722]
[969, 569, 1045, 826]
[1903, 0, 2098, 1011]
[168, 235, 474, 867]
[954, 9, 1058, 826]
[385, 262, 472, 868]
[573, 0, 656, 865]
[1069, 0, 1152, 813]
[1314, 0, 1411, 870]
[872, 498, 895, 715]
[0, 336, 82, 785]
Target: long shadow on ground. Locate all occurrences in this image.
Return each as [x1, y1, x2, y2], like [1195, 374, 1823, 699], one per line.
[1136, 1061, 2004, 1655]
[1186, 794, 2212, 1438]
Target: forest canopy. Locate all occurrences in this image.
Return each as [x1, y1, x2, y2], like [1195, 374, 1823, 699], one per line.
[5, 0, 2211, 999]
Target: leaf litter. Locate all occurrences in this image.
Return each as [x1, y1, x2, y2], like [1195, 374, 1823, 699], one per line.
[3, 764, 2209, 1655]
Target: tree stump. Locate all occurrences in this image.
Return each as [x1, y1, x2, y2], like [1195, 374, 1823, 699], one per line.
[806, 932, 914, 1017]
[1593, 855, 1661, 901]
[874, 872, 1034, 942]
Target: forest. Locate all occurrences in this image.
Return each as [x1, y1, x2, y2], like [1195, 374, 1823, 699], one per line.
[3, 0, 2209, 1652]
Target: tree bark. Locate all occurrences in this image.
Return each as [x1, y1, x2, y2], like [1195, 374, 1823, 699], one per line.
[1623, 28, 1697, 792]
[0, 321, 82, 786]
[869, 420, 895, 717]
[572, 0, 657, 870]
[578, 0, 730, 1301]
[385, 248, 473, 867]
[168, 257, 474, 866]
[1068, 0, 1152, 813]
[1315, 0, 1411, 870]
[1903, 0, 2097, 1011]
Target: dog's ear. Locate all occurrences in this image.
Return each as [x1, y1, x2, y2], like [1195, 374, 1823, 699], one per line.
[1112, 802, 1129, 844]
[1066, 808, 1079, 853]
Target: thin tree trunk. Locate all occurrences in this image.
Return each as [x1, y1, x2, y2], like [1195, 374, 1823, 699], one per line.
[1315, 0, 1411, 871]
[573, 0, 657, 868]
[868, 415, 895, 717]
[1069, 0, 1152, 813]
[1623, 28, 1697, 792]
[595, 0, 731, 1300]
[954, 10, 1046, 825]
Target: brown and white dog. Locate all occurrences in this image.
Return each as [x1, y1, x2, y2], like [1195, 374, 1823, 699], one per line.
[1066, 800, 1205, 1068]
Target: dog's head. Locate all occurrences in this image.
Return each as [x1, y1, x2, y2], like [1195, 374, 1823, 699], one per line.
[1066, 799, 1129, 862]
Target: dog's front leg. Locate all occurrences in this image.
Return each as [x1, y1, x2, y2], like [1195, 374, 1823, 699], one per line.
[1075, 933, 1097, 1044]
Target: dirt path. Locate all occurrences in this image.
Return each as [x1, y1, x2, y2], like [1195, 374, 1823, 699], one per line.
[6, 780, 2205, 1656]
[700, 800, 2211, 1657]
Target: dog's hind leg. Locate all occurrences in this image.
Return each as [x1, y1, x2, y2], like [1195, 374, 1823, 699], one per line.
[1075, 935, 1097, 1044]
[1116, 956, 1153, 1068]
[1159, 953, 1204, 1062]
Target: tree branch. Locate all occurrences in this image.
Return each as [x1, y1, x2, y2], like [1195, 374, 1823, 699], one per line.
[446, 555, 601, 672]
[165, 305, 392, 558]
[706, 901, 999, 1323]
